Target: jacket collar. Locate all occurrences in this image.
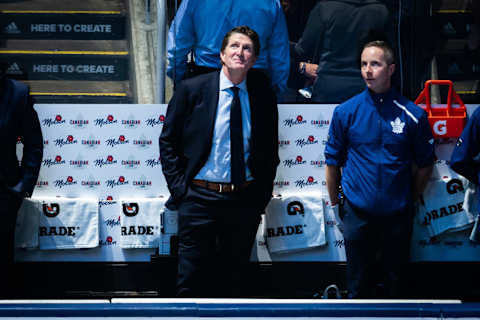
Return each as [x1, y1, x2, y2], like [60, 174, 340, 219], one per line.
[364, 86, 398, 106]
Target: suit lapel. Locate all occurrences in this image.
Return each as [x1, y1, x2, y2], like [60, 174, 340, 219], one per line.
[205, 72, 221, 135]
[247, 72, 259, 140]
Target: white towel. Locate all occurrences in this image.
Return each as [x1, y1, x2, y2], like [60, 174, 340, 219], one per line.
[417, 169, 475, 238]
[15, 198, 42, 249]
[38, 197, 99, 250]
[264, 192, 326, 253]
[120, 198, 164, 248]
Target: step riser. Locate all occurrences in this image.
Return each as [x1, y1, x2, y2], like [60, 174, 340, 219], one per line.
[32, 96, 132, 104]
[434, 14, 474, 39]
[3, 55, 129, 81]
[437, 55, 480, 80]
[1, 14, 126, 40]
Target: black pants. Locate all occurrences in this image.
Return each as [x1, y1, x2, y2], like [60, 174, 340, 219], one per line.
[176, 183, 261, 298]
[342, 199, 413, 299]
[0, 192, 22, 297]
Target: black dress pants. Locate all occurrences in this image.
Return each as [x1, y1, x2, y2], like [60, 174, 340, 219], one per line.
[342, 199, 413, 299]
[0, 192, 22, 297]
[176, 184, 261, 298]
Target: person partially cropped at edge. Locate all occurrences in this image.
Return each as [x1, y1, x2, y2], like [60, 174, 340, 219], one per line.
[0, 59, 43, 297]
[160, 26, 279, 297]
[324, 40, 434, 298]
[450, 108, 480, 220]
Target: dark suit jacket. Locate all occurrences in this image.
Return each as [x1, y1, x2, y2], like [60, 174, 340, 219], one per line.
[160, 70, 279, 209]
[0, 78, 43, 197]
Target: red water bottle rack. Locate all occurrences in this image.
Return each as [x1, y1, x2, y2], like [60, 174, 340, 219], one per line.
[414, 80, 467, 138]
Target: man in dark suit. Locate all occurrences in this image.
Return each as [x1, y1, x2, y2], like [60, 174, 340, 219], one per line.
[160, 26, 279, 297]
[0, 61, 43, 297]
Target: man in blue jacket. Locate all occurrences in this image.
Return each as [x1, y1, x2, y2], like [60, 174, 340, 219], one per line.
[167, 0, 290, 99]
[0, 61, 43, 297]
[450, 108, 480, 203]
[325, 40, 435, 298]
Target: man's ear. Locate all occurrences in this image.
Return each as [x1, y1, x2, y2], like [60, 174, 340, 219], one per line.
[220, 51, 225, 65]
[388, 63, 396, 76]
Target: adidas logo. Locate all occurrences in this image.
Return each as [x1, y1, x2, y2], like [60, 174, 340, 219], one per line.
[3, 22, 20, 34]
[7, 63, 23, 75]
[443, 22, 456, 35]
[448, 62, 463, 75]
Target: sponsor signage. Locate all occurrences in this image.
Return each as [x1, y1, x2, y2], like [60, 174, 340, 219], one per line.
[3, 56, 128, 81]
[1, 14, 126, 40]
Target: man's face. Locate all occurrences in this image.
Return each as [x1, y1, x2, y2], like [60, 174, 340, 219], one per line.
[220, 32, 257, 75]
[361, 46, 395, 94]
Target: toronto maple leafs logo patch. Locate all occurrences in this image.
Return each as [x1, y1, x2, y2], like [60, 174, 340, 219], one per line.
[390, 117, 405, 134]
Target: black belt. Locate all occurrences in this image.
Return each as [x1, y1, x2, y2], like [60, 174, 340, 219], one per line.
[191, 179, 253, 193]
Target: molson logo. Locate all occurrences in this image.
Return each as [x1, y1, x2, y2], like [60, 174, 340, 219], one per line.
[105, 216, 121, 228]
[295, 176, 319, 188]
[54, 176, 77, 188]
[105, 176, 129, 188]
[145, 157, 161, 168]
[54, 135, 78, 147]
[42, 114, 65, 127]
[145, 114, 165, 127]
[283, 155, 306, 168]
[43, 155, 66, 167]
[99, 236, 117, 246]
[283, 115, 307, 127]
[106, 135, 129, 147]
[99, 198, 117, 207]
[94, 155, 117, 167]
[334, 240, 345, 248]
[310, 119, 330, 128]
[278, 139, 290, 147]
[295, 135, 319, 148]
[94, 114, 117, 127]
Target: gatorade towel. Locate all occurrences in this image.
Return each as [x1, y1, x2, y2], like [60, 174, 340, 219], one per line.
[264, 192, 326, 253]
